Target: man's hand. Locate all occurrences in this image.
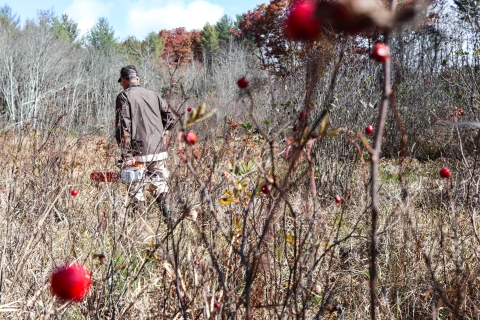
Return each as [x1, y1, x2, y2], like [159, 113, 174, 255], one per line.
[124, 158, 136, 166]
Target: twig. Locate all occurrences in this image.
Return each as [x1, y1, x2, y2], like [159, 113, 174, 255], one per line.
[369, 0, 397, 316]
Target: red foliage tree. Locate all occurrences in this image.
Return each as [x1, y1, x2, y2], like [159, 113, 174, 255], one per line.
[237, 0, 335, 77]
[159, 28, 202, 65]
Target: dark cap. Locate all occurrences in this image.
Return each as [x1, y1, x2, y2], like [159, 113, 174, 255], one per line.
[118, 65, 139, 83]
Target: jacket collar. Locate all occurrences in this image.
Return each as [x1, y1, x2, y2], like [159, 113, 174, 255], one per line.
[129, 82, 142, 88]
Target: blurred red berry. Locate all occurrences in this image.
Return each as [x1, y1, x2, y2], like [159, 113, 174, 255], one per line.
[439, 167, 451, 178]
[237, 77, 249, 89]
[365, 125, 374, 135]
[187, 107, 192, 112]
[214, 301, 221, 309]
[50, 263, 92, 302]
[284, 0, 321, 41]
[185, 131, 198, 145]
[292, 125, 298, 132]
[71, 189, 79, 197]
[261, 184, 270, 194]
[335, 196, 342, 204]
[372, 43, 390, 63]
[299, 111, 307, 121]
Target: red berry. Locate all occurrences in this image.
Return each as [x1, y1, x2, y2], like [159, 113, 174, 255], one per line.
[335, 196, 342, 204]
[71, 189, 79, 197]
[261, 184, 270, 194]
[187, 107, 192, 112]
[292, 125, 298, 132]
[372, 43, 390, 63]
[439, 167, 451, 178]
[237, 77, 249, 89]
[23, 171, 27, 175]
[214, 301, 221, 309]
[284, 0, 321, 41]
[184, 131, 198, 145]
[50, 263, 92, 302]
[365, 125, 374, 135]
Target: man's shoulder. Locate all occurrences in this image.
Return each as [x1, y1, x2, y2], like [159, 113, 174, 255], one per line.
[116, 90, 128, 101]
[132, 85, 155, 94]
[117, 87, 131, 96]
[130, 85, 159, 98]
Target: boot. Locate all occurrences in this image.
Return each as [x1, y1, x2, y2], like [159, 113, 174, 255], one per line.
[156, 193, 171, 219]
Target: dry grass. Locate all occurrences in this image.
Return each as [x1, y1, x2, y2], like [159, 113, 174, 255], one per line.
[0, 115, 479, 320]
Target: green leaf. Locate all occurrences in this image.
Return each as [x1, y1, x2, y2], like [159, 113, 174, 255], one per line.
[240, 179, 249, 189]
[241, 123, 253, 131]
[245, 161, 255, 172]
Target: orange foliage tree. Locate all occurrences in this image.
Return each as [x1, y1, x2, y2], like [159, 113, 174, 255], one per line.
[158, 27, 202, 65]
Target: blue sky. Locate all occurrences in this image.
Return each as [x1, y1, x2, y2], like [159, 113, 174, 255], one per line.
[4, 0, 264, 40]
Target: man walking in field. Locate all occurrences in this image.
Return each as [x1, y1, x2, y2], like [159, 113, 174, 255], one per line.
[115, 65, 173, 217]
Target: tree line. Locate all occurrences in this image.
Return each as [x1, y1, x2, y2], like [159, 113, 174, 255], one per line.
[0, 0, 478, 158]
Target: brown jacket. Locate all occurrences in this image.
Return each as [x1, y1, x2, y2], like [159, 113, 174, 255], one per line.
[115, 83, 173, 160]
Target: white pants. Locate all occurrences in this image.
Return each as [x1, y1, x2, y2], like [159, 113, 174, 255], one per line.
[128, 159, 169, 202]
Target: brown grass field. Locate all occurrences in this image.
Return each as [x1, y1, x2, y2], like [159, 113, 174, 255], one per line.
[0, 110, 479, 319]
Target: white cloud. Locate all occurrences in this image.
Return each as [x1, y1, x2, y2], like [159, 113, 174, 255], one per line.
[65, 0, 112, 36]
[126, 0, 224, 40]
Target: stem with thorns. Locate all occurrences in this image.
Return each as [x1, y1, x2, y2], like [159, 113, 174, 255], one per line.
[369, 29, 395, 320]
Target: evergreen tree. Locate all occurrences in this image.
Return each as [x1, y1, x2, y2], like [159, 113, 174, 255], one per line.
[87, 17, 119, 52]
[0, 5, 19, 30]
[144, 31, 164, 58]
[51, 14, 79, 43]
[201, 23, 219, 52]
[124, 32, 163, 62]
[214, 14, 234, 44]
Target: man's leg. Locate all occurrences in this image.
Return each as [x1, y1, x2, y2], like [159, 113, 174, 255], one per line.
[147, 160, 170, 218]
[128, 180, 146, 215]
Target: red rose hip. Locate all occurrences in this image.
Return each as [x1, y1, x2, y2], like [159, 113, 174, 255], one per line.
[335, 196, 342, 204]
[261, 184, 270, 194]
[439, 167, 451, 178]
[284, 0, 321, 41]
[184, 131, 198, 145]
[237, 77, 249, 89]
[71, 189, 79, 197]
[365, 125, 374, 135]
[50, 263, 92, 302]
[372, 43, 390, 63]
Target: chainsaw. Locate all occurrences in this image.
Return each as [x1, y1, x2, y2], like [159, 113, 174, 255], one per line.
[90, 160, 161, 184]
